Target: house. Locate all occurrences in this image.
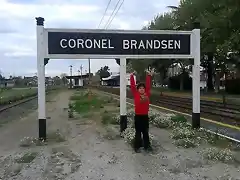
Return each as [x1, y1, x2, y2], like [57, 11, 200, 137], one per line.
[101, 72, 136, 86]
[0, 79, 15, 88]
[189, 72, 207, 89]
[101, 74, 120, 86]
[168, 65, 208, 89]
[45, 77, 54, 86]
[65, 74, 93, 88]
[24, 76, 38, 86]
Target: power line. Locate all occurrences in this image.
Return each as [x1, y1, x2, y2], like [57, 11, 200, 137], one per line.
[94, 1, 113, 85]
[105, 0, 124, 29]
[103, 0, 123, 29]
[97, 0, 112, 29]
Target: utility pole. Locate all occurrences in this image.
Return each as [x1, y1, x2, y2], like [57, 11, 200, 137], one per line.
[88, 58, 91, 84]
[88, 58, 92, 97]
[80, 64, 83, 77]
[69, 65, 73, 88]
[80, 64, 83, 86]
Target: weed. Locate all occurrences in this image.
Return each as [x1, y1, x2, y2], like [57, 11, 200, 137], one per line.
[15, 152, 38, 163]
[82, 113, 93, 119]
[171, 115, 187, 123]
[101, 111, 117, 125]
[71, 92, 105, 113]
[171, 127, 196, 140]
[19, 137, 45, 147]
[47, 130, 66, 142]
[102, 126, 121, 140]
[201, 148, 235, 163]
[68, 102, 74, 109]
[173, 138, 199, 148]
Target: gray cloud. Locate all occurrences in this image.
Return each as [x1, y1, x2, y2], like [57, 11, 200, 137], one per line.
[0, 0, 179, 77]
[0, 17, 19, 34]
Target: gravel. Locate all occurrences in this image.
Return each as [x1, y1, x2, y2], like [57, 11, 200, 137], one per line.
[0, 90, 239, 180]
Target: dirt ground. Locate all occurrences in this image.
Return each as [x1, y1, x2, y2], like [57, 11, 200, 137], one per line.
[0, 90, 239, 180]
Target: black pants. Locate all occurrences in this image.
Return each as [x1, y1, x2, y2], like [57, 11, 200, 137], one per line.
[134, 115, 150, 150]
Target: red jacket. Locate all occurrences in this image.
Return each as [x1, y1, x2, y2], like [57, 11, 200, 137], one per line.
[130, 74, 151, 115]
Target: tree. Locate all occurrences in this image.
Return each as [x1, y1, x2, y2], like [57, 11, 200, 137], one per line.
[130, 59, 152, 82]
[60, 73, 68, 85]
[0, 74, 4, 80]
[160, 0, 240, 92]
[13, 76, 24, 87]
[96, 66, 110, 80]
[0, 70, 4, 80]
[53, 76, 62, 85]
[175, 0, 240, 90]
[144, 13, 185, 87]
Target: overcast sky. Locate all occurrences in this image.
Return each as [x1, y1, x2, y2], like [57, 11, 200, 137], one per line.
[0, 0, 179, 77]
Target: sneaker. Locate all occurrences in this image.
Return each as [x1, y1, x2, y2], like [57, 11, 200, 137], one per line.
[144, 146, 153, 152]
[134, 148, 141, 153]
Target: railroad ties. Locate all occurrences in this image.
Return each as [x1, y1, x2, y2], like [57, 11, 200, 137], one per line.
[93, 85, 240, 127]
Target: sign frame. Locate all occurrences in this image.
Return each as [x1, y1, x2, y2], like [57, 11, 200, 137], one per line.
[43, 28, 194, 59]
[36, 17, 200, 141]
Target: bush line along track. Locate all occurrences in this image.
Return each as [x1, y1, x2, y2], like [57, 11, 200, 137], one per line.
[0, 88, 57, 113]
[91, 86, 240, 128]
[91, 87, 240, 144]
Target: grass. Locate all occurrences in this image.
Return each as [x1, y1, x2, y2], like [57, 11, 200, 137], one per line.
[70, 91, 120, 126]
[47, 130, 66, 143]
[201, 148, 235, 163]
[82, 113, 93, 119]
[15, 152, 38, 163]
[71, 92, 105, 114]
[19, 137, 45, 147]
[171, 115, 187, 123]
[102, 125, 121, 140]
[0, 86, 61, 106]
[0, 88, 37, 105]
[70, 91, 117, 121]
[164, 115, 235, 149]
[19, 130, 65, 147]
[101, 110, 118, 125]
[69, 90, 239, 164]
[108, 108, 239, 163]
[152, 113, 240, 163]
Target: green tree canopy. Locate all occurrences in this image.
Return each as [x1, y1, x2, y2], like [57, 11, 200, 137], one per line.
[96, 66, 110, 79]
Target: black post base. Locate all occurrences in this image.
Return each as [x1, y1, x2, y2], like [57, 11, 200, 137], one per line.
[120, 115, 127, 132]
[192, 113, 200, 129]
[39, 119, 46, 140]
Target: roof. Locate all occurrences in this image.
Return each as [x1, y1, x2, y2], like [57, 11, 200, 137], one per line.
[102, 73, 134, 81]
[0, 79, 15, 84]
[102, 74, 119, 81]
[65, 74, 93, 79]
[189, 73, 207, 81]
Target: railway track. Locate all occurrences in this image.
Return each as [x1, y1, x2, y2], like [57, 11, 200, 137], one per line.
[0, 88, 60, 113]
[0, 95, 38, 113]
[92, 86, 240, 127]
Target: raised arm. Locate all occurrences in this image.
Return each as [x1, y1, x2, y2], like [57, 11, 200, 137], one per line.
[145, 74, 151, 97]
[130, 73, 136, 95]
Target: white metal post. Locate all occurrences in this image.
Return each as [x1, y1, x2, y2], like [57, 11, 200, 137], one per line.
[36, 17, 46, 140]
[120, 57, 127, 132]
[192, 22, 201, 128]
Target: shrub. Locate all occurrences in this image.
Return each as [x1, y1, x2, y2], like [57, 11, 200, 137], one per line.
[201, 148, 235, 162]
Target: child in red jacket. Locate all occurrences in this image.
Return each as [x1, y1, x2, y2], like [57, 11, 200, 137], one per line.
[130, 70, 153, 153]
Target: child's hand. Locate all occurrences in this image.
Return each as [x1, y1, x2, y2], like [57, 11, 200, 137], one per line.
[145, 67, 155, 76]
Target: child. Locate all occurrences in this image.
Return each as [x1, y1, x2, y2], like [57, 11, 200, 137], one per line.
[130, 70, 153, 153]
